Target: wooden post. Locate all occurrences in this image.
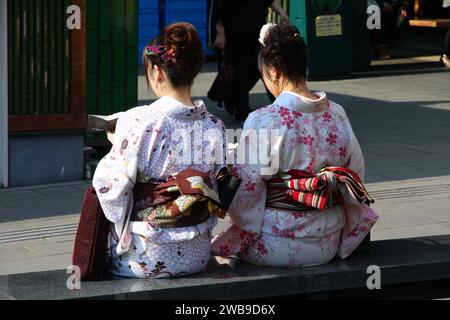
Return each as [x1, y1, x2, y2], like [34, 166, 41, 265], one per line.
[0, 0, 9, 187]
[70, 0, 86, 119]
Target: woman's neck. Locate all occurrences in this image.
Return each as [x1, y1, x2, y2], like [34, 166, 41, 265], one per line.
[282, 81, 317, 100]
[162, 86, 194, 107]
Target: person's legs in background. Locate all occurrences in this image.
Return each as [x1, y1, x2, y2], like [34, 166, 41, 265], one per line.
[226, 32, 256, 123]
[445, 27, 450, 55]
[215, 50, 225, 111]
[378, 4, 395, 59]
[225, 44, 248, 121]
[441, 9, 450, 67]
[370, 26, 382, 59]
[232, 51, 253, 123]
[441, 28, 450, 67]
[225, 33, 274, 122]
[223, 41, 238, 117]
[370, 4, 393, 59]
[247, 43, 276, 104]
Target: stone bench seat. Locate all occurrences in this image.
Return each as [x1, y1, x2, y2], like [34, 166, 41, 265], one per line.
[1, 235, 450, 300]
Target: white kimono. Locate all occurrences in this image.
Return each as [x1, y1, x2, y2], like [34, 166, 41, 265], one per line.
[93, 96, 226, 278]
[211, 91, 379, 267]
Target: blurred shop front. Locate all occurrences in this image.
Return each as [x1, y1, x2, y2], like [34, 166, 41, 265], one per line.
[5, 0, 86, 187]
[138, 0, 209, 65]
[289, 0, 449, 79]
[4, 0, 139, 187]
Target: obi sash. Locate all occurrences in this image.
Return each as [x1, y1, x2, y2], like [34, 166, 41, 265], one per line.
[266, 167, 374, 212]
[131, 167, 240, 228]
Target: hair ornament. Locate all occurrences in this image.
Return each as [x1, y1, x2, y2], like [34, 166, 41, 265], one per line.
[259, 23, 277, 47]
[145, 44, 175, 63]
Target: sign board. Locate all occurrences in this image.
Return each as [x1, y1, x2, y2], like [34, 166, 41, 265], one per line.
[315, 14, 343, 37]
[312, 0, 343, 14]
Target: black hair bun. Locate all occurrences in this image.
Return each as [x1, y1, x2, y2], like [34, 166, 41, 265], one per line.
[259, 24, 308, 83]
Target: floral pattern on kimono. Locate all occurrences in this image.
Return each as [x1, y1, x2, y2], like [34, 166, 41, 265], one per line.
[211, 91, 379, 267]
[93, 96, 226, 278]
[107, 217, 217, 279]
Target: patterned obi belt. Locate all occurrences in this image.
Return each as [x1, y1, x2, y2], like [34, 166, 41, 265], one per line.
[131, 168, 241, 228]
[266, 167, 374, 212]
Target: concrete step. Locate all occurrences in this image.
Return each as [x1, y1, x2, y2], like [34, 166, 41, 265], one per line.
[1, 235, 450, 300]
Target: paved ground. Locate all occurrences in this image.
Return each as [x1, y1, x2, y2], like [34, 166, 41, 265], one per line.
[1, 60, 450, 276]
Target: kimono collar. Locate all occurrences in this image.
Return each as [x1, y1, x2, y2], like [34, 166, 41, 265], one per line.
[275, 91, 329, 113]
[152, 96, 209, 120]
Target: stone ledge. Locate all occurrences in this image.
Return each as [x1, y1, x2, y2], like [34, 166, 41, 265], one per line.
[1, 235, 450, 300]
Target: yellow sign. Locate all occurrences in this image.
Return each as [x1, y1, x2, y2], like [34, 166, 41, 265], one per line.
[315, 14, 342, 37]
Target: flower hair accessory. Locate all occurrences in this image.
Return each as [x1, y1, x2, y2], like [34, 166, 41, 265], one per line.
[259, 23, 276, 47]
[145, 44, 175, 63]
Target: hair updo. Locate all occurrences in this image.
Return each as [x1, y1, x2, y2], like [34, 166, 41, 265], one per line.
[142, 22, 204, 88]
[259, 24, 308, 85]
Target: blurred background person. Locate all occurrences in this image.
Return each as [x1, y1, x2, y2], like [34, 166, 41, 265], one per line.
[211, 0, 289, 123]
[441, 0, 450, 67]
[369, 0, 412, 60]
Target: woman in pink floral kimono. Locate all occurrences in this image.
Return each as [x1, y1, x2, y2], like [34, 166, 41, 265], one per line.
[93, 23, 227, 278]
[211, 24, 379, 267]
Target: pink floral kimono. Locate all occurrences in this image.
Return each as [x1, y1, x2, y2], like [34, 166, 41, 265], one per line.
[93, 96, 226, 278]
[211, 91, 379, 267]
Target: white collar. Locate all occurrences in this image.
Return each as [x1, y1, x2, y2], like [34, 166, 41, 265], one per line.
[274, 91, 329, 113]
[150, 96, 209, 120]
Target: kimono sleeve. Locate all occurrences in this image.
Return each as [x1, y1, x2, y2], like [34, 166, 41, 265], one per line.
[211, 113, 270, 256]
[230, 113, 271, 230]
[92, 115, 144, 224]
[347, 127, 365, 182]
[337, 123, 379, 259]
[334, 103, 365, 181]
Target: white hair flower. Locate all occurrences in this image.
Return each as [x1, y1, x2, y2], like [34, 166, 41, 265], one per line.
[259, 23, 276, 47]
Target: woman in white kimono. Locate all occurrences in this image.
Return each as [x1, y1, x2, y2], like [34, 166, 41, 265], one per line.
[211, 24, 379, 267]
[93, 23, 227, 278]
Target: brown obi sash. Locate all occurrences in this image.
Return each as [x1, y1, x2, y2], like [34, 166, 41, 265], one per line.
[266, 167, 374, 212]
[131, 168, 241, 228]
